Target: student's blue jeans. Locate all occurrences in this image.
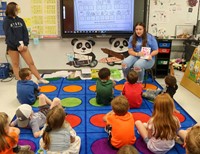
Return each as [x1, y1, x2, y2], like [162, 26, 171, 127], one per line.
[122, 55, 155, 82]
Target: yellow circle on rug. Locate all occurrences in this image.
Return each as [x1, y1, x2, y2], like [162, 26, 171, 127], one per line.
[63, 85, 82, 92]
[142, 83, 157, 90]
[40, 85, 57, 93]
[61, 97, 82, 107]
[89, 85, 96, 92]
[114, 84, 123, 91]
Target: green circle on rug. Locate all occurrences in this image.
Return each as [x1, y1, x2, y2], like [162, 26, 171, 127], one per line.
[32, 100, 39, 107]
[61, 98, 82, 107]
[89, 98, 104, 107]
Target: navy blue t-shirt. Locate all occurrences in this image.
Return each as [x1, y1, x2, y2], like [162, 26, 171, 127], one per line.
[17, 80, 38, 105]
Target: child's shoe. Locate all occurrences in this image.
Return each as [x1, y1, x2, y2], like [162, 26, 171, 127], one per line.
[37, 78, 49, 84]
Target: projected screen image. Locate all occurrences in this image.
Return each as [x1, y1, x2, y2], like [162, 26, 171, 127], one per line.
[61, 0, 135, 37]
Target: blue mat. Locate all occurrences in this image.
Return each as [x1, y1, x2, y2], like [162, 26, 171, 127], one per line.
[14, 78, 196, 154]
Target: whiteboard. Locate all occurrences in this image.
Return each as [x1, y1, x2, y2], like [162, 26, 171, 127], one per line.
[148, 0, 199, 38]
[1, 0, 60, 38]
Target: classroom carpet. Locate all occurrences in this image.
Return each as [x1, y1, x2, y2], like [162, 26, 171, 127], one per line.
[17, 77, 196, 154]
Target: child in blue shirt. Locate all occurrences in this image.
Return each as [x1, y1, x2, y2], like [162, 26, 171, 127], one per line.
[17, 68, 40, 105]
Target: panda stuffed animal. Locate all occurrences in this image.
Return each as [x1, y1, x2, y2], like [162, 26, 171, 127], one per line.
[67, 38, 98, 68]
[106, 38, 129, 66]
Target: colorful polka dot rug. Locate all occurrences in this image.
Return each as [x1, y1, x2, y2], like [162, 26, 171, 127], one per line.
[17, 77, 196, 154]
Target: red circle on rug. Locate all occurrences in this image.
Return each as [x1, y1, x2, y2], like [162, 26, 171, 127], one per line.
[114, 84, 124, 91]
[173, 112, 185, 123]
[65, 114, 81, 128]
[90, 114, 106, 127]
[142, 83, 157, 90]
[132, 112, 151, 123]
[40, 85, 57, 93]
[89, 85, 96, 92]
[63, 85, 82, 92]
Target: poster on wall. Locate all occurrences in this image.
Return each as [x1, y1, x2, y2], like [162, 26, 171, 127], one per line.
[188, 47, 200, 85]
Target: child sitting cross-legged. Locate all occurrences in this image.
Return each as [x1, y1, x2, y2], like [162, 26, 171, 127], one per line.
[96, 67, 116, 105]
[122, 70, 143, 108]
[103, 95, 136, 149]
[10, 94, 61, 138]
[40, 105, 81, 154]
[135, 93, 180, 154]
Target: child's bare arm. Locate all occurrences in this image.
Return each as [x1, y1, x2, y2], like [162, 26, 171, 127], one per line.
[103, 110, 114, 122]
[33, 130, 42, 138]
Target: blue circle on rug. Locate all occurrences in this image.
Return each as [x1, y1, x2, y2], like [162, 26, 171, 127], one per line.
[18, 139, 36, 152]
[91, 138, 118, 154]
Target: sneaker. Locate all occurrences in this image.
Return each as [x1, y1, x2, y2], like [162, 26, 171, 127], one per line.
[37, 78, 49, 84]
[19, 145, 31, 151]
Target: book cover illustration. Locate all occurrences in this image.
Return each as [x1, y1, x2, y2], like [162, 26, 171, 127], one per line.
[140, 47, 151, 59]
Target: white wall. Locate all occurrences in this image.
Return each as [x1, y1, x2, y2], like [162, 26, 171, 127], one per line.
[0, 38, 122, 70]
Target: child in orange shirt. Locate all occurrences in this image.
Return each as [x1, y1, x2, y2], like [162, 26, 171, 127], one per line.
[103, 96, 136, 149]
[122, 70, 143, 108]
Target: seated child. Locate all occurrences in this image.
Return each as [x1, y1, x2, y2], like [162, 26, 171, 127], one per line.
[17, 68, 40, 105]
[0, 112, 30, 154]
[122, 70, 143, 108]
[10, 94, 61, 138]
[135, 93, 180, 154]
[40, 105, 81, 154]
[181, 125, 200, 154]
[96, 67, 116, 105]
[143, 75, 178, 100]
[117, 144, 139, 154]
[103, 96, 136, 149]
[142, 75, 178, 100]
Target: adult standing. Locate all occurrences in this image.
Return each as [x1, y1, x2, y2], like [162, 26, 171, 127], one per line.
[3, 2, 49, 84]
[122, 22, 158, 82]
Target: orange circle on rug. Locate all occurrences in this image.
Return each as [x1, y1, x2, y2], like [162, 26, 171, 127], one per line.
[63, 85, 82, 92]
[132, 112, 151, 123]
[90, 114, 106, 128]
[142, 83, 157, 90]
[114, 84, 124, 91]
[40, 85, 57, 93]
[173, 112, 185, 123]
[89, 85, 96, 92]
[65, 114, 81, 128]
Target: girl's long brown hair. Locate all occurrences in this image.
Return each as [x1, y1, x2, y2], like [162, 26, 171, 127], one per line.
[152, 93, 179, 140]
[5, 2, 17, 17]
[132, 22, 147, 48]
[0, 112, 17, 152]
[42, 106, 66, 150]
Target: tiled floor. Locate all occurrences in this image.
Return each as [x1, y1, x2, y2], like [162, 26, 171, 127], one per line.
[0, 70, 200, 123]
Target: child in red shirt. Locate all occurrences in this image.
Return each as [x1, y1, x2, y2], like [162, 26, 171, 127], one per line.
[122, 70, 143, 108]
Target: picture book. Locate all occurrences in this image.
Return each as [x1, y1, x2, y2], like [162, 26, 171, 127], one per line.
[140, 47, 151, 59]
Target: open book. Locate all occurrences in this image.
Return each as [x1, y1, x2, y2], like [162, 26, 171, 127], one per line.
[140, 47, 151, 59]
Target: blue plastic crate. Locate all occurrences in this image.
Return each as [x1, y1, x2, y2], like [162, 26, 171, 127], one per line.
[0, 63, 10, 79]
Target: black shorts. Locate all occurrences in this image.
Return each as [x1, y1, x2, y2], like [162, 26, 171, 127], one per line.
[7, 45, 19, 51]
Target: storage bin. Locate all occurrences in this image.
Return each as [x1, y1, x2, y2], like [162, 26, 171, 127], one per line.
[158, 48, 170, 53]
[158, 42, 171, 48]
[0, 63, 10, 79]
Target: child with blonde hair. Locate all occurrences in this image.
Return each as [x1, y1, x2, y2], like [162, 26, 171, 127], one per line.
[40, 106, 81, 153]
[122, 70, 143, 108]
[117, 145, 139, 154]
[0, 112, 30, 154]
[178, 125, 200, 154]
[135, 93, 180, 154]
[103, 95, 136, 149]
